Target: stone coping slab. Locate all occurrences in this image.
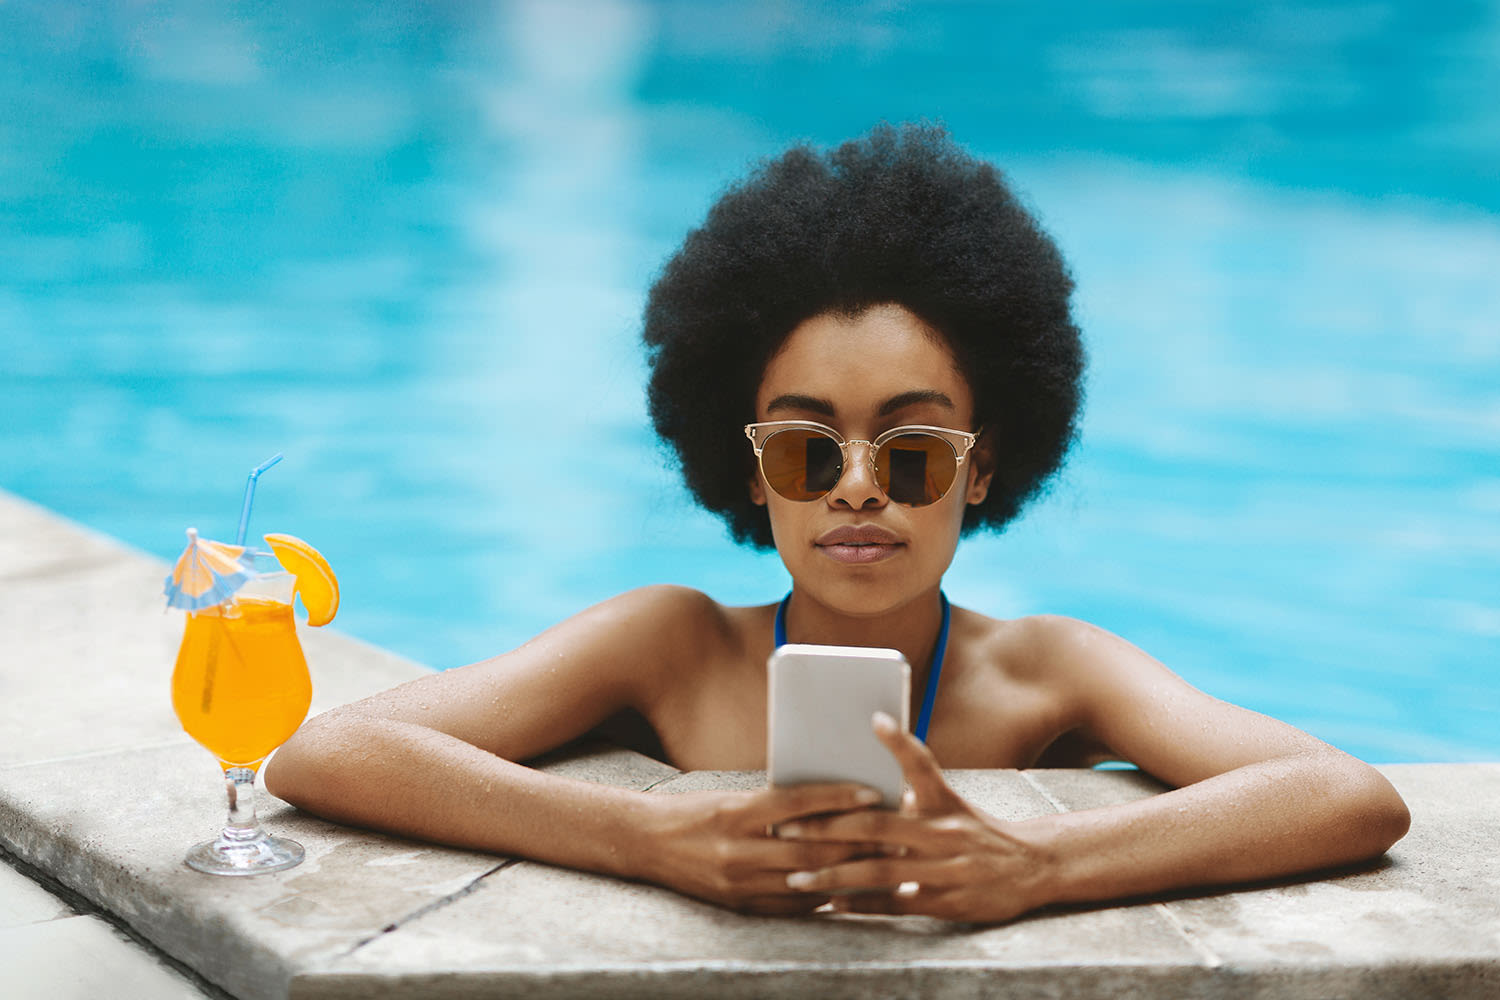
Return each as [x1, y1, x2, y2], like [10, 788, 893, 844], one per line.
[294, 764, 1500, 1000]
[3, 488, 1499, 999]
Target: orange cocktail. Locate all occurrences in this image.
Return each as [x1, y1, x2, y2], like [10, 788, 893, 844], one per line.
[172, 593, 312, 772]
[167, 529, 336, 876]
[165, 450, 338, 877]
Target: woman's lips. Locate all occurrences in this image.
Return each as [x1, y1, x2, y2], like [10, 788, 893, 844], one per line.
[815, 525, 904, 564]
[819, 541, 903, 564]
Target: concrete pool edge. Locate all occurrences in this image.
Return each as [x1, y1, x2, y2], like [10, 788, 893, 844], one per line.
[2, 488, 1498, 999]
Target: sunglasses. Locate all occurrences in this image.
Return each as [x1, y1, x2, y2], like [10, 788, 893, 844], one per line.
[744, 420, 980, 507]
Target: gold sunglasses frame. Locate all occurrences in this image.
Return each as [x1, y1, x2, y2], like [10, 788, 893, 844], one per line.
[743, 419, 981, 506]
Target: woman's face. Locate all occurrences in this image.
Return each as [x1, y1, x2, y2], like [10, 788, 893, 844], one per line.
[751, 304, 992, 618]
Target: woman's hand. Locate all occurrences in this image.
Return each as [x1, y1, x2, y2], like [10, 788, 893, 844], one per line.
[775, 713, 1055, 923]
[639, 782, 888, 915]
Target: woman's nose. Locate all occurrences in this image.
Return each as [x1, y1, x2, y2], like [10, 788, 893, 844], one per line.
[826, 441, 887, 510]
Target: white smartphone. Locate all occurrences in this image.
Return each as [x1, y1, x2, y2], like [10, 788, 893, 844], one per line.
[767, 643, 911, 809]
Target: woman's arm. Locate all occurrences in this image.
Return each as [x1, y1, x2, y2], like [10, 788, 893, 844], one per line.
[266, 586, 677, 862]
[1018, 616, 1410, 903]
[264, 586, 879, 913]
[777, 616, 1411, 921]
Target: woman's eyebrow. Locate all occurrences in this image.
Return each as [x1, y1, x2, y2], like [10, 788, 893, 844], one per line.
[765, 393, 835, 416]
[765, 389, 956, 417]
[878, 389, 956, 416]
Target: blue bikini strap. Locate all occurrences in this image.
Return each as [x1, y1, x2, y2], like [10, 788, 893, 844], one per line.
[773, 591, 950, 743]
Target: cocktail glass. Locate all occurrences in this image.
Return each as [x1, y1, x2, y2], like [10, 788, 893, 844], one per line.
[171, 556, 312, 875]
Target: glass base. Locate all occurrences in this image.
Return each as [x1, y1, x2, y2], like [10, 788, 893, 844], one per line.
[184, 832, 304, 876]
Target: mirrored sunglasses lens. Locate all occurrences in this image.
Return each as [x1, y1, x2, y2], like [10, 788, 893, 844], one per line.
[876, 434, 957, 506]
[761, 429, 842, 501]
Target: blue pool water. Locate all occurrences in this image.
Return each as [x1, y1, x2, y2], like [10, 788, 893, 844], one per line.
[2, 2, 1496, 763]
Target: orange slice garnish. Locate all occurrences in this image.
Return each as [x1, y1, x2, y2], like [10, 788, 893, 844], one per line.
[263, 533, 339, 626]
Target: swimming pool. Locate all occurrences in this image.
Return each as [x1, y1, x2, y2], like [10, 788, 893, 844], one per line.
[3, 1, 1496, 763]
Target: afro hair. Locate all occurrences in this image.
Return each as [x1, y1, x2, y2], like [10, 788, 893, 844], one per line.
[643, 122, 1085, 550]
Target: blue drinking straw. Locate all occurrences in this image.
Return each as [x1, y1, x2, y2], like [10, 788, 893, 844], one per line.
[234, 453, 284, 546]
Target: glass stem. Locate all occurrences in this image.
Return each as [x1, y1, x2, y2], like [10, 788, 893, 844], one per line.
[220, 767, 262, 843]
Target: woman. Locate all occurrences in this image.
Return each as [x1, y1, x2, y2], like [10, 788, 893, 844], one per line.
[266, 124, 1409, 922]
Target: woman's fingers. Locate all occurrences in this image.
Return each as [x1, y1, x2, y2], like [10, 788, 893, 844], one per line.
[776, 807, 903, 843]
[747, 782, 884, 831]
[657, 787, 898, 914]
[828, 886, 924, 916]
[829, 880, 1032, 924]
[776, 807, 973, 853]
[755, 838, 887, 872]
[871, 711, 963, 812]
[784, 855, 968, 895]
[737, 893, 835, 916]
[828, 885, 974, 919]
[700, 840, 890, 906]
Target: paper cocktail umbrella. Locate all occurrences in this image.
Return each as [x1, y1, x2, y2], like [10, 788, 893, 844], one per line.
[164, 528, 253, 611]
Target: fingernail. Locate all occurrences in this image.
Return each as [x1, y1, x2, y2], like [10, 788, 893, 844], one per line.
[778, 822, 804, 838]
[872, 711, 897, 733]
[855, 788, 882, 805]
[786, 871, 818, 890]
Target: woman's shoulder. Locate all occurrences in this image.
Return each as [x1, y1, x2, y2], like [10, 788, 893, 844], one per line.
[957, 608, 1178, 715]
[927, 608, 1101, 766]
[598, 583, 726, 617]
[587, 586, 772, 730]
[578, 585, 756, 664]
[953, 610, 1154, 710]
[955, 608, 1102, 677]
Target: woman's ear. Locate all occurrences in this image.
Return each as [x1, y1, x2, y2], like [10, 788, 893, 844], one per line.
[749, 474, 767, 506]
[966, 437, 996, 505]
